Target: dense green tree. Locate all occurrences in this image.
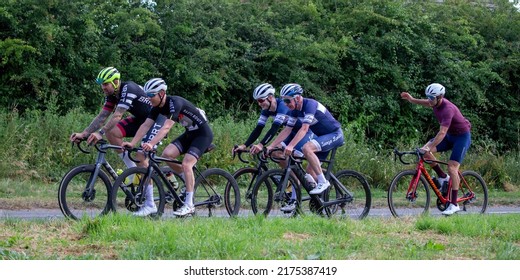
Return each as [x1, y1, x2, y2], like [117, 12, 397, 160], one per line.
[0, 0, 519, 151]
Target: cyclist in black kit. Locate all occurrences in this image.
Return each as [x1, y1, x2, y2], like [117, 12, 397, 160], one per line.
[122, 78, 213, 217]
[70, 67, 165, 216]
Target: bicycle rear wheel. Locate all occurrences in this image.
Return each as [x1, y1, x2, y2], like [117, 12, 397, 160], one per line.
[459, 170, 488, 214]
[388, 169, 431, 218]
[251, 169, 301, 217]
[111, 167, 165, 218]
[58, 164, 112, 220]
[326, 170, 371, 219]
[194, 168, 240, 217]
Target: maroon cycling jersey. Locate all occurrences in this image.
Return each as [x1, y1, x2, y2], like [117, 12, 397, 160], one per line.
[103, 81, 152, 120]
[148, 95, 208, 131]
[433, 98, 471, 135]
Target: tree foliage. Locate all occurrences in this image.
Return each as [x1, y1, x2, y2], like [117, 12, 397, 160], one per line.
[1, 0, 519, 151]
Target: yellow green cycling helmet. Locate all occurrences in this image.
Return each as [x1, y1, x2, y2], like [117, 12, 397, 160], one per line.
[96, 67, 121, 89]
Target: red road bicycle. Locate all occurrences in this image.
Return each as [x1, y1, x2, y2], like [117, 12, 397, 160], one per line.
[388, 148, 488, 218]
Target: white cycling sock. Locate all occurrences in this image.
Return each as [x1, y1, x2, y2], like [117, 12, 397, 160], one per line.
[185, 192, 194, 207]
[317, 173, 327, 184]
[145, 184, 155, 207]
[119, 152, 137, 169]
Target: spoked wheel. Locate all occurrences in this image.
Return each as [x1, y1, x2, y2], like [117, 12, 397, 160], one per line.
[459, 170, 488, 214]
[251, 169, 301, 217]
[229, 167, 259, 215]
[327, 170, 372, 219]
[111, 167, 165, 218]
[193, 168, 240, 217]
[58, 164, 112, 220]
[388, 170, 430, 218]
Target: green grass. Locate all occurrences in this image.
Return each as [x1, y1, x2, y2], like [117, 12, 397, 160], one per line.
[1, 214, 519, 260]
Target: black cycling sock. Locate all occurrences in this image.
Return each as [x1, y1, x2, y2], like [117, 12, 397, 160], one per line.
[433, 164, 447, 178]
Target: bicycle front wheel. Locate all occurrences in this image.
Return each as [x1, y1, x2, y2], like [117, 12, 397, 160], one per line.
[194, 168, 240, 217]
[251, 169, 301, 217]
[111, 167, 165, 218]
[58, 164, 112, 220]
[327, 170, 371, 219]
[229, 167, 259, 215]
[459, 170, 488, 214]
[388, 169, 431, 218]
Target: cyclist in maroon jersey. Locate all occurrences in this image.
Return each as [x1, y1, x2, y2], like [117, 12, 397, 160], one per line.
[401, 83, 472, 215]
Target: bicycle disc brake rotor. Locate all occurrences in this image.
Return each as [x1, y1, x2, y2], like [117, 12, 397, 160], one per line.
[82, 189, 96, 202]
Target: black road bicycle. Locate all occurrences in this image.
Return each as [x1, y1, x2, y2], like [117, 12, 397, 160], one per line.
[111, 147, 241, 217]
[251, 147, 372, 219]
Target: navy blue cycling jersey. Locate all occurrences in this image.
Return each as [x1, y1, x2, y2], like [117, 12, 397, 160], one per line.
[257, 98, 290, 127]
[103, 81, 152, 120]
[286, 98, 341, 136]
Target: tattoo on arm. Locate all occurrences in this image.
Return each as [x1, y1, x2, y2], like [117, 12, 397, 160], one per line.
[103, 107, 126, 132]
[84, 110, 111, 133]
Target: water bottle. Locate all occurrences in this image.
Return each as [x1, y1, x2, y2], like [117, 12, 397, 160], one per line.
[305, 173, 317, 189]
[166, 171, 179, 190]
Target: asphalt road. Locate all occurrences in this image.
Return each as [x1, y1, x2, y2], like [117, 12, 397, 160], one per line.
[1, 206, 519, 220]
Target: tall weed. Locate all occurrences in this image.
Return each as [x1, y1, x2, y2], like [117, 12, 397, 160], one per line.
[0, 108, 518, 191]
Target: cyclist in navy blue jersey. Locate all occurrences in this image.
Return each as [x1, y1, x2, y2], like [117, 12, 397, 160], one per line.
[233, 83, 313, 157]
[122, 78, 213, 217]
[267, 83, 344, 196]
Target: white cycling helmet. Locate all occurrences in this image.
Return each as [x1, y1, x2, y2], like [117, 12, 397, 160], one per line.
[425, 83, 445, 98]
[280, 83, 303, 97]
[253, 83, 275, 100]
[143, 78, 167, 95]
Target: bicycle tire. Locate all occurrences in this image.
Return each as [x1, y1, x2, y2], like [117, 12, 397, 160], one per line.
[194, 168, 240, 217]
[251, 169, 301, 217]
[326, 170, 371, 219]
[388, 169, 431, 218]
[111, 167, 166, 218]
[229, 167, 259, 214]
[459, 170, 488, 214]
[58, 164, 112, 220]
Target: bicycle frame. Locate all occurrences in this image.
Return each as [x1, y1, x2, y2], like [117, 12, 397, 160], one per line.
[77, 140, 121, 199]
[397, 149, 476, 206]
[123, 149, 222, 209]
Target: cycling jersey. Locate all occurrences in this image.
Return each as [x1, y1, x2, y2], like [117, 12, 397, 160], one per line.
[433, 98, 471, 135]
[286, 98, 341, 136]
[148, 96, 208, 131]
[148, 95, 212, 159]
[103, 81, 152, 120]
[244, 98, 291, 147]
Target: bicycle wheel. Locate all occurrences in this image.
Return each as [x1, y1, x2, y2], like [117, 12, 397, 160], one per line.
[459, 170, 488, 214]
[251, 169, 301, 217]
[111, 167, 165, 218]
[194, 168, 240, 217]
[388, 169, 431, 218]
[326, 170, 372, 219]
[58, 164, 112, 220]
[229, 167, 259, 214]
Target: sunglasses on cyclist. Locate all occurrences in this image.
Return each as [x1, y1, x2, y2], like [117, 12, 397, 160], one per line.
[256, 98, 266, 103]
[283, 98, 293, 104]
[146, 92, 158, 98]
[427, 95, 436, 101]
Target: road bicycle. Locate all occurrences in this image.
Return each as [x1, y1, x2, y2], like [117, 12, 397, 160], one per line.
[111, 147, 241, 217]
[251, 146, 372, 219]
[58, 139, 161, 220]
[388, 148, 488, 217]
